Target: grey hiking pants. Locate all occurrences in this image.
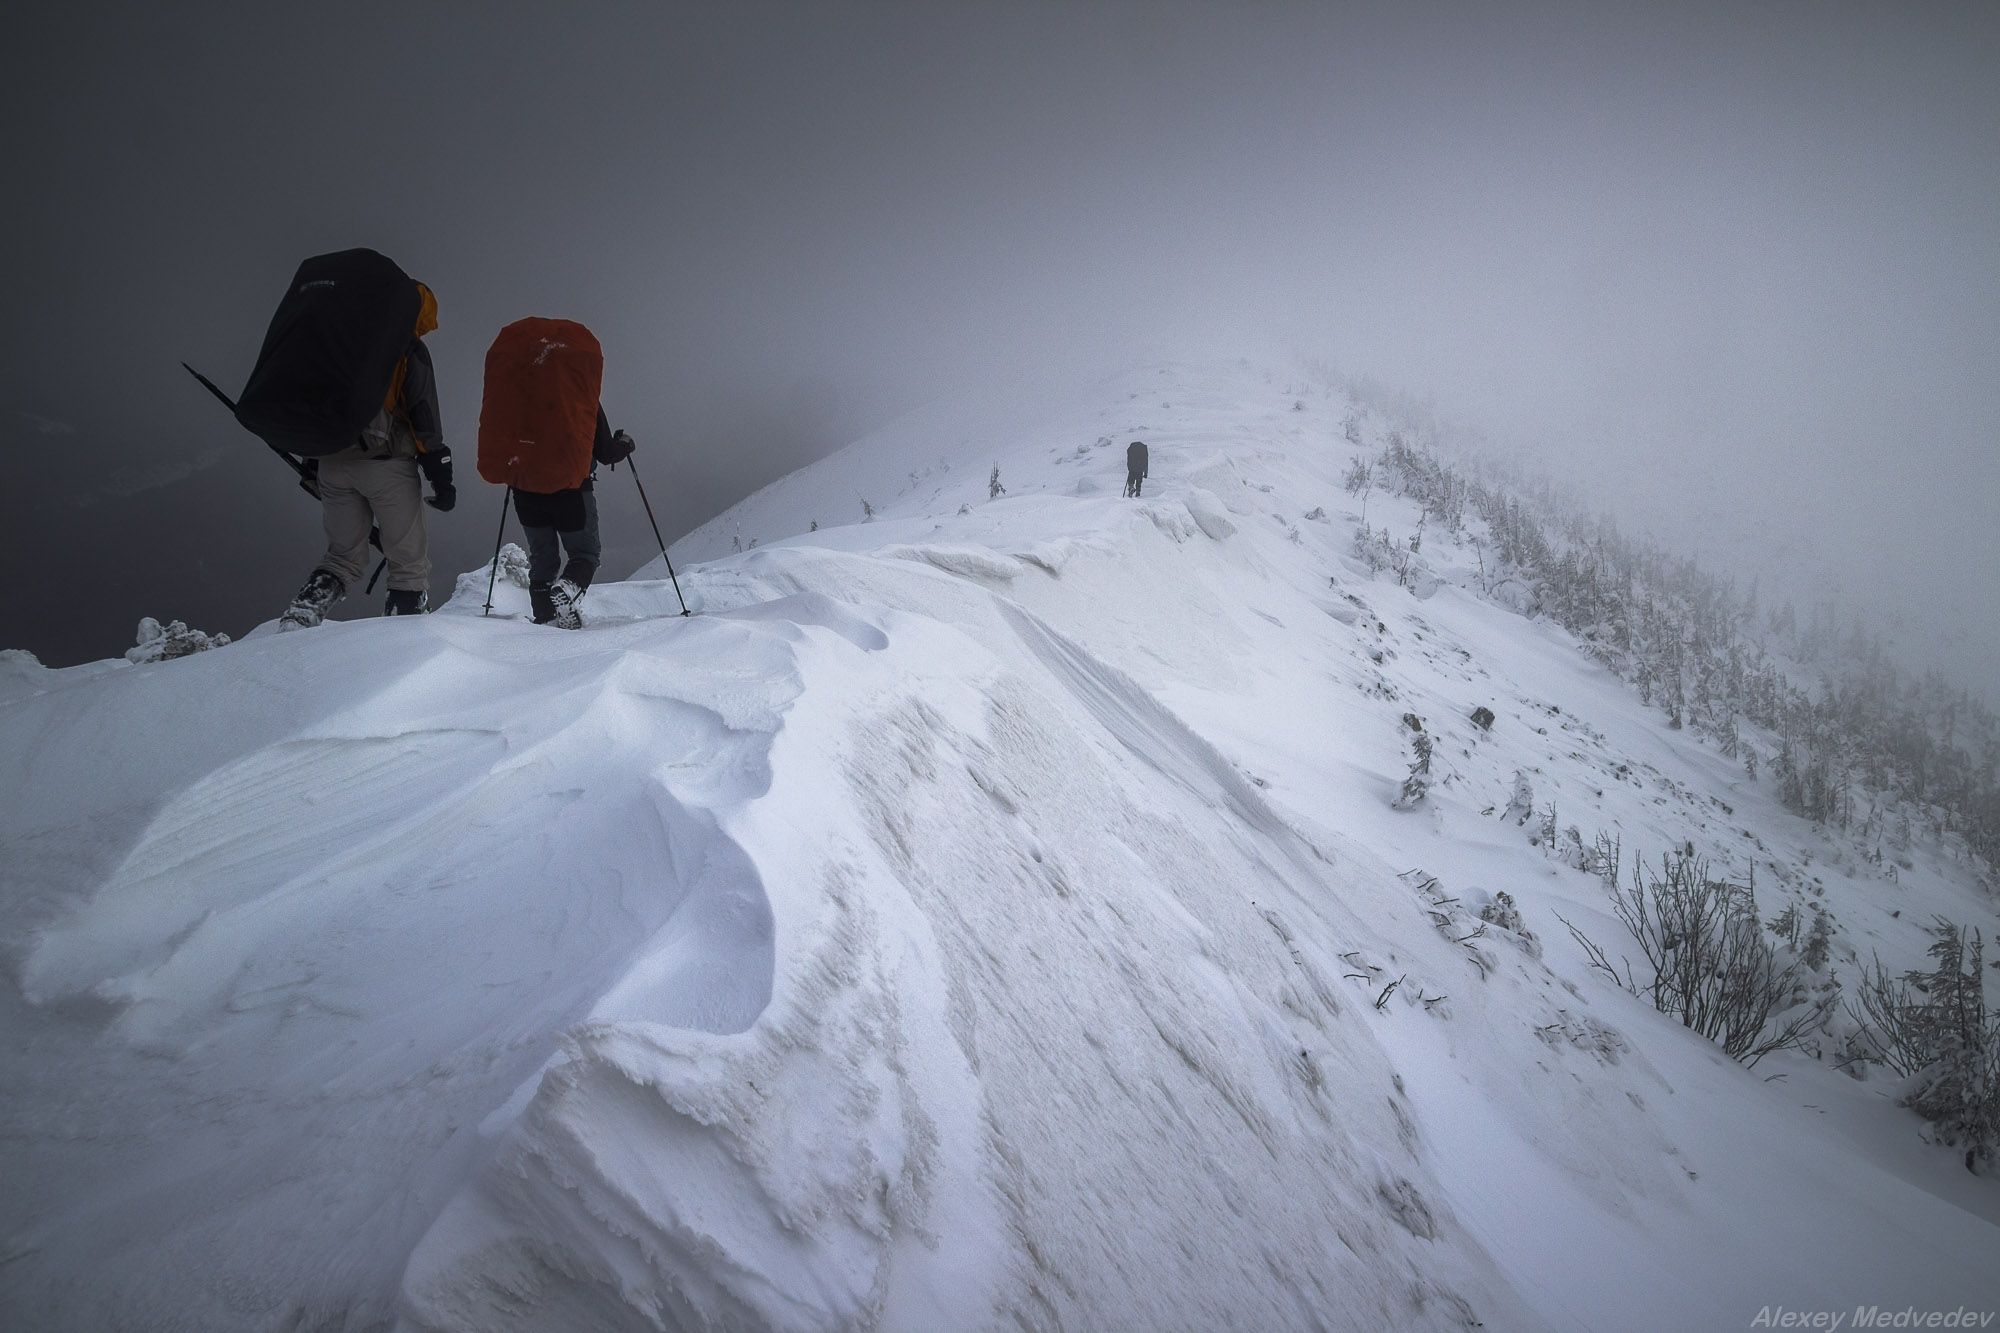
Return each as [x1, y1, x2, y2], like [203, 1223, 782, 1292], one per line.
[521, 491, 600, 590]
[315, 449, 430, 594]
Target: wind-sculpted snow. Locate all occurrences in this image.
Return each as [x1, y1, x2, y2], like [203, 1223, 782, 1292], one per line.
[4, 360, 1998, 1330]
[397, 557, 1526, 1330]
[2, 604, 790, 1328]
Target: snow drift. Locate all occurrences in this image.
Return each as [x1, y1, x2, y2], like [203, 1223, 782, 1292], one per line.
[3, 361, 1996, 1330]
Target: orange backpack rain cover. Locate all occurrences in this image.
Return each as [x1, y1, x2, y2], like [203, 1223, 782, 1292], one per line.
[476, 318, 604, 493]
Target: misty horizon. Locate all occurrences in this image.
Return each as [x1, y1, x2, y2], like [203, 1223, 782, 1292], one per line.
[2, 1, 1993, 694]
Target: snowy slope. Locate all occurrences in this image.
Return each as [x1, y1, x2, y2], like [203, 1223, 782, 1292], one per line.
[3, 361, 1996, 1331]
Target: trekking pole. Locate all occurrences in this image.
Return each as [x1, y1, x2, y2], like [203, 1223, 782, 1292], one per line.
[184, 359, 387, 558]
[482, 487, 511, 615]
[185, 362, 312, 495]
[625, 457, 691, 617]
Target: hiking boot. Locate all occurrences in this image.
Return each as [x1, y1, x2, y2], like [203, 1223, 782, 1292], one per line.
[530, 585, 558, 625]
[548, 578, 584, 630]
[279, 569, 345, 631]
[384, 588, 429, 616]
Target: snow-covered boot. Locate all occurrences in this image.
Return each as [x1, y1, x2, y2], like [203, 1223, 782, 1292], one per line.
[383, 588, 428, 616]
[547, 577, 584, 630]
[279, 569, 345, 631]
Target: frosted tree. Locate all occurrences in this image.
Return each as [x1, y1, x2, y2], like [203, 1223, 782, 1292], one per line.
[989, 465, 1007, 500]
[1854, 922, 1999, 1172]
[1801, 908, 1833, 972]
[1394, 715, 1433, 809]
[1346, 427, 2000, 873]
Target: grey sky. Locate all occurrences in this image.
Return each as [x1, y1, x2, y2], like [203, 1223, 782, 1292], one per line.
[3, 2, 1994, 683]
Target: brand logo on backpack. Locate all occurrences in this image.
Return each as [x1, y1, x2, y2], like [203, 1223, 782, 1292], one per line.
[532, 339, 569, 367]
[298, 279, 339, 293]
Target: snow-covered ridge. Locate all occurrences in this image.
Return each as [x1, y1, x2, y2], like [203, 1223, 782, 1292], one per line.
[3, 360, 1996, 1330]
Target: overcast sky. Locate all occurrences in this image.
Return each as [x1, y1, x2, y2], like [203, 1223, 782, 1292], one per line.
[2, 1, 1994, 685]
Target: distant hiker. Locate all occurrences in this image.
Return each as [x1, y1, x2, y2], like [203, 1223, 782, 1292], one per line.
[227, 249, 453, 630]
[1125, 440, 1148, 497]
[476, 318, 634, 628]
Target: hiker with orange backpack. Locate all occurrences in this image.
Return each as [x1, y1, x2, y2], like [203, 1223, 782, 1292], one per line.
[476, 318, 634, 628]
[515, 407, 636, 627]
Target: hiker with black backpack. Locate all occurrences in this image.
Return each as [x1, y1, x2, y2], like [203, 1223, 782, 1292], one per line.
[281, 279, 452, 626]
[204, 248, 454, 628]
[1125, 440, 1149, 497]
[476, 318, 634, 629]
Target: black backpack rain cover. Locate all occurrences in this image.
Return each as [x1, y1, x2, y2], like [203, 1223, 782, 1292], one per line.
[235, 249, 421, 458]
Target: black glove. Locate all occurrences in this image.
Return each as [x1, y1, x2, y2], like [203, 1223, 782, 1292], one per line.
[605, 429, 637, 465]
[418, 447, 455, 511]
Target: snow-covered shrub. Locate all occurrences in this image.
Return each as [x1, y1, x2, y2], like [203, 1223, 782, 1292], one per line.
[1537, 1011, 1626, 1063]
[1480, 890, 1531, 940]
[497, 541, 532, 588]
[1376, 437, 1466, 534]
[1342, 456, 1372, 496]
[1849, 922, 1999, 1172]
[989, 465, 1006, 500]
[1353, 521, 1436, 596]
[1504, 771, 1534, 826]
[126, 617, 229, 664]
[1769, 902, 1835, 974]
[1342, 412, 1363, 445]
[1583, 829, 1622, 887]
[1353, 522, 1393, 575]
[1553, 824, 1589, 870]
[1567, 852, 1825, 1068]
[860, 498, 875, 521]
[1304, 506, 1327, 522]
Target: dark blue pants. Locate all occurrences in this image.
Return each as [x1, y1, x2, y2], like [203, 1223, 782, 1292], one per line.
[520, 490, 600, 590]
